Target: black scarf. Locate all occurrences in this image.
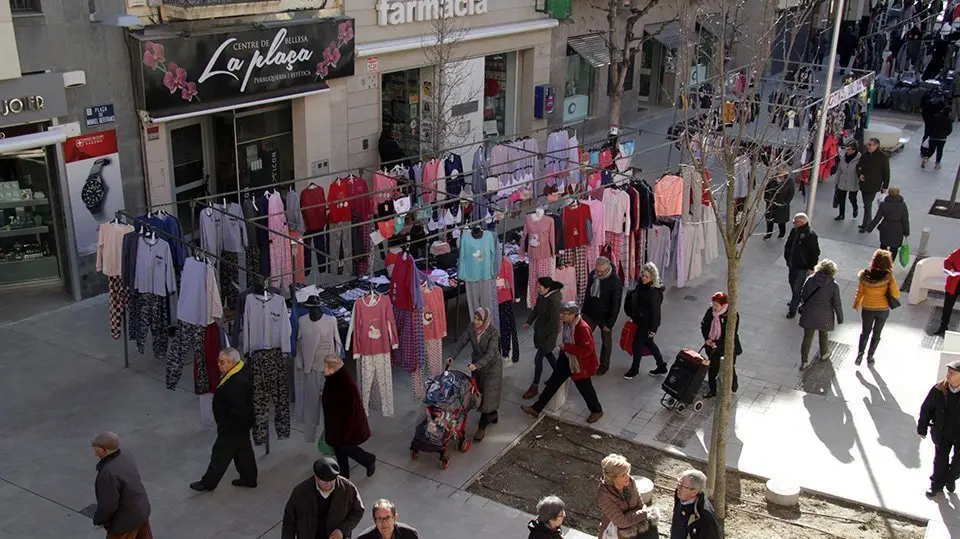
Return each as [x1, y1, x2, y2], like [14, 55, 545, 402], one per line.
[844, 151, 858, 163]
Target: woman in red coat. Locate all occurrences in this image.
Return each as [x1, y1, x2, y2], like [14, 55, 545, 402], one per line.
[322, 355, 376, 479]
[522, 301, 604, 423]
[933, 248, 960, 336]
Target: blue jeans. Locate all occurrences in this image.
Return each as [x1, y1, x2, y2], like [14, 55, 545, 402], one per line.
[533, 349, 556, 384]
[631, 331, 665, 371]
[788, 268, 807, 314]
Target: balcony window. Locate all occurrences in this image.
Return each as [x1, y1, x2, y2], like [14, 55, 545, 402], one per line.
[9, 0, 40, 13]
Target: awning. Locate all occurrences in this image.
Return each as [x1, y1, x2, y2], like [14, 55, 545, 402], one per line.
[144, 88, 330, 123]
[646, 21, 694, 50]
[0, 129, 68, 155]
[567, 34, 611, 68]
[357, 19, 558, 58]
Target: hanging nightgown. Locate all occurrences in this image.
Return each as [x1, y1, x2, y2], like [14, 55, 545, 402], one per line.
[267, 191, 292, 288]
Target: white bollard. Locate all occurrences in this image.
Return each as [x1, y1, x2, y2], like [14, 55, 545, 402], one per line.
[634, 476, 655, 506]
[918, 227, 931, 257]
[765, 478, 801, 507]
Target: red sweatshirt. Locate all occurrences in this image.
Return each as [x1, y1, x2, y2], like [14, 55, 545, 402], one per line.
[300, 186, 328, 231]
[328, 179, 352, 223]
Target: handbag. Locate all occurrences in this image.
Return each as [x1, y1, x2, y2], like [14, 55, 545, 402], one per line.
[316, 431, 334, 456]
[898, 243, 910, 267]
[797, 283, 822, 315]
[620, 321, 638, 353]
[886, 288, 901, 309]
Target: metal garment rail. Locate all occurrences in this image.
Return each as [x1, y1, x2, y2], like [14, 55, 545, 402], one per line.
[116, 209, 286, 455]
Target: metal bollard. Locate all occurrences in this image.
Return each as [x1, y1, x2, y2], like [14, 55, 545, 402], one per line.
[917, 227, 930, 257]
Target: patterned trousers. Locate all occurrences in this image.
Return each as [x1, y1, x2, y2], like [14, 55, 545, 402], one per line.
[245, 243, 260, 286]
[355, 223, 371, 276]
[393, 307, 425, 374]
[604, 231, 624, 275]
[250, 348, 291, 445]
[586, 243, 600, 273]
[166, 321, 207, 391]
[526, 258, 556, 308]
[562, 246, 588, 307]
[499, 301, 520, 361]
[220, 251, 240, 311]
[108, 276, 130, 340]
[414, 340, 444, 401]
[268, 236, 292, 289]
[133, 293, 170, 358]
[360, 353, 394, 417]
[328, 221, 352, 274]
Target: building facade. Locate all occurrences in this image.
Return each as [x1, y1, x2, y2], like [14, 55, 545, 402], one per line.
[4, 0, 143, 300]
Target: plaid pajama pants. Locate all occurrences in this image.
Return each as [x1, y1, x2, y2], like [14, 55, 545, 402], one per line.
[604, 231, 624, 275]
[526, 258, 556, 308]
[413, 340, 444, 401]
[250, 348, 291, 445]
[165, 321, 206, 391]
[108, 276, 130, 340]
[355, 223, 372, 276]
[562, 246, 588, 307]
[134, 293, 170, 358]
[587, 244, 600, 273]
[393, 307, 425, 374]
[220, 251, 240, 311]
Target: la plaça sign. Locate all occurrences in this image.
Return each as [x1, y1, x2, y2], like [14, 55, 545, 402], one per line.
[377, 0, 489, 25]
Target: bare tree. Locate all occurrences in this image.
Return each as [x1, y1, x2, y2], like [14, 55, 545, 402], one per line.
[420, 12, 481, 158]
[597, 0, 679, 127]
[672, 0, 820, 520]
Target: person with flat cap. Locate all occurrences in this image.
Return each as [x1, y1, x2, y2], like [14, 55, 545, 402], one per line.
[191, 347, 258, 492]
[282, 457, 365, 539]
[522, 301, 604, 424]
[918, 359, 960, 499]
[91, 432, 152, 539]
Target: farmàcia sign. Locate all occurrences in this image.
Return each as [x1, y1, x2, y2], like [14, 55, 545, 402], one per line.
[376, 0, 489, 26]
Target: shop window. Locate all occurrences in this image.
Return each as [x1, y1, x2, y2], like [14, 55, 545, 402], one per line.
[170, 123, 207, 238]
[234, 104, 294, 191]
[0, 148, 59, 284]
[564, 53, 594, 122]
[9, 0, 40, 13]
[483, 53, 516, 138]
[607, 54, 635, 95]
[381, 68, 422, 163]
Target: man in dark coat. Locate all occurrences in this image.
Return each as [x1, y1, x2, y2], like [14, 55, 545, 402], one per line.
[322, 355, 376, 479]
[866, 187, 910, 257]
[671, 469, 722, 539]
[837, 24, 859, 72]
[918, 359, 960, 499]
[784, 213, 821, 319]
[523, 277, 563, 399]
[357, 499, 420, 539]
[191, 347, 258, 492]
[581, 257, 623, 375]
[856, 138, 890, 232]
[762, 169, 795, 240]
[91, 432, 152, 539]
[282, 458, 365, 539]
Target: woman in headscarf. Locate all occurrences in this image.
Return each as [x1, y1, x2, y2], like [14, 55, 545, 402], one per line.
[523, 277, 564, 399]
[700, 292, 743, 399]
[451, 307, 503, 441]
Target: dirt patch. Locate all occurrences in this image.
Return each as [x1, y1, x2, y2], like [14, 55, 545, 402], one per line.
[468, 417, 926, 538]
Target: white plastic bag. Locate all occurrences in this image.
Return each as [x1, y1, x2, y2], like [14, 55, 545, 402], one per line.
[601, 523, 618, 539]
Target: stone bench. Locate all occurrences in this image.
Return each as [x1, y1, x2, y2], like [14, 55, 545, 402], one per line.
[908, 257, 946, 306]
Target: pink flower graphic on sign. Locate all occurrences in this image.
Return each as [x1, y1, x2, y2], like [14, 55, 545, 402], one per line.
[143, 46, 201, 103]
[143, 41, 165, 68]
[316, 63, 329, 79]
[181, 81, 198, 102]
[338, 21, 354, 45]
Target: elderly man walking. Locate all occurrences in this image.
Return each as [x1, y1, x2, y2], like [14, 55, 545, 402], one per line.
[784, 213, 820, 319]
[282, 457, 365, 539]
[191, 347, 258, 491]
[522, 301, 604, 423]
[357, 499, 419, 539]
[91, 432, 152, 539]
[918, 360, 960, 499]
[581, 256, 623, 375]
[671, 470, 721, 539]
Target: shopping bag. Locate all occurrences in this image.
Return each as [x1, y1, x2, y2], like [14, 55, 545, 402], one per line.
[316, 431, 334, 456]
[898, 243, 911, 268]
[601, 523, 619, 539]
[619, 321, 638, 354]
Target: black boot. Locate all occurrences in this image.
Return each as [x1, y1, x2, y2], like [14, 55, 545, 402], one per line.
[867, 337, 880, 364]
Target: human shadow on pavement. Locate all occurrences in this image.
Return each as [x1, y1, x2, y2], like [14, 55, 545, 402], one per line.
[856, 369, 921, 469]
[802, 360, 856, 463]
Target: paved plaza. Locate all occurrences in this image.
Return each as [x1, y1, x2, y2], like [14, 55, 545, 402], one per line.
[2, 108, 960, 538]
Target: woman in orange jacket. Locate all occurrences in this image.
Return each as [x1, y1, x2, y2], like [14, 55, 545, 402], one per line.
[853, 249, 901, 365]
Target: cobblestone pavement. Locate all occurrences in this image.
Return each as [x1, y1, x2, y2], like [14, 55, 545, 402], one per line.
[2, 109, 959, 538]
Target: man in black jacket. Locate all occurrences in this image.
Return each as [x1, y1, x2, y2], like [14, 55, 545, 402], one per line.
[918, 359, 960, 499]
[784, 213, 820, 319]
[91, 432, 152, 539]
[581, 257, 623, 375]
[191, 347, 258, 491]
[357, 499, 419, 539]
[671, 469, 722, 539]
[856, 138, 890, 232]
[283, 458, 365, 539]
